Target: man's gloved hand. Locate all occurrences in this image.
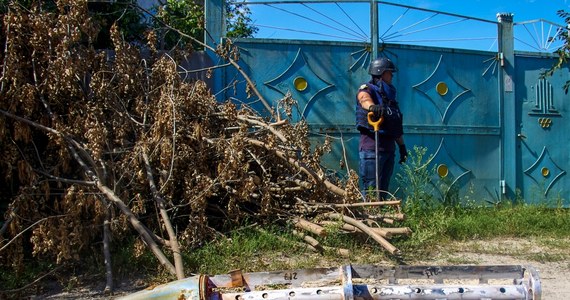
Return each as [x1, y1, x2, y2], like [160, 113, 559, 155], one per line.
[398, 144, 408, 164]
[368, 104, 384, 118]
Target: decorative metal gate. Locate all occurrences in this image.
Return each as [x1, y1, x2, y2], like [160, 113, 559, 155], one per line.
[516, 54, 569, 204]
[204, 1, 568, 206]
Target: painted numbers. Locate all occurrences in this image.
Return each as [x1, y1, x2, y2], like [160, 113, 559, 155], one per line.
[283, 272, 298, 281]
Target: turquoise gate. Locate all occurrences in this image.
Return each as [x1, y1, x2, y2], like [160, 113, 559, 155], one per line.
[205, 1, 569, 205]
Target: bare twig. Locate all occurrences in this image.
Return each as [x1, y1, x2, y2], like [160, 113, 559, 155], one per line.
[101, 198, 113, 294]
[96, 182, 177, 275]
[2, 265, 64, 293]
[237, 115, 287, 143]
[142, 150, 185, 279]
[245, 138, 347, 197]
[0, 214, 67, 253]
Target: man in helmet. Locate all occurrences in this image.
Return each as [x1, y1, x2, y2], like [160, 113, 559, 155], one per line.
[355, 57, 407, 200]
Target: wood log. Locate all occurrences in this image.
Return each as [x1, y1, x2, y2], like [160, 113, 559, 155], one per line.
[292, 230, 350, 257]
[319, 220, 392, 238]
[318, 220, 359, 232]
[365, 212, 406, 221]
[292, 229, 322, 250]
[312, 200, 401, 208]
[266, 228, 349, 258]
[381, 227, 413, 236]
[143, 151, 185, 279]
[292, 217, 326, 236]
[325, 213, 399, 255]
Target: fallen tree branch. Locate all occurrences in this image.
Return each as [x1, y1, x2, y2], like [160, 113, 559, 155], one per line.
[237, 115, 287, 143]
[364, 212, 406, 221]
[96, 182, 177, 275]
[0, 109, 178, 276]
[292, 217, 326, 237]
[324, 213, 399, 255]
[268, 229, 349, 258]
[101, 198, 113, 294]
[245, 138, 347, 198]
[142, 150, 185, 279]
[317, 220, 391, 239]
[318, 221, 411, 238]
[377, 227, 412, 236]
[292, 229, 322, 251]
[303, 200, 401, 209]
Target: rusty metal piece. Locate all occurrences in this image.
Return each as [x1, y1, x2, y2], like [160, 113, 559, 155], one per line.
[229, 269, 245, 288]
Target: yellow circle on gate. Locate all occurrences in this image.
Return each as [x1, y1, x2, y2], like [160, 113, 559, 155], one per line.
[294, 77, 308, 91]
[437, 164, 449, 177]
[436, 82, 448, 96]
[541, 167, 550, 177]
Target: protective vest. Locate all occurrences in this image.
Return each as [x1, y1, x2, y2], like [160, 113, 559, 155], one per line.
[355, 81, 403, 139]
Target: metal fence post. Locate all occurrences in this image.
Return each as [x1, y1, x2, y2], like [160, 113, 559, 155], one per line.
[370, 0, 378, 60]
[497, 13, 517, 200]
[205, 0, 226, 100]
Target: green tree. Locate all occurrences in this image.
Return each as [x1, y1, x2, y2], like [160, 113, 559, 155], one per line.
[226, 1, 258, 38]
[155, 0, 258, 50]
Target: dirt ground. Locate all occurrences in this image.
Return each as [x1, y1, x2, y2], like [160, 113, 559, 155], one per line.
[30, 237, 570, 299]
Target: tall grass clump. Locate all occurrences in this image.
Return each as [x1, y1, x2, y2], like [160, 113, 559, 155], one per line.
[395, 146, 570, 253]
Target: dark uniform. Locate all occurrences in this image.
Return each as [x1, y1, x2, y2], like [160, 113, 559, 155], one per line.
[355, 58, 406, 200]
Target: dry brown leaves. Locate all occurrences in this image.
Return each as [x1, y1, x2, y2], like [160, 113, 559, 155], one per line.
[0, 1, 360, 274]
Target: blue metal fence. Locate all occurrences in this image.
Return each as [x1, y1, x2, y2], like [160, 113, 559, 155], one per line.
[205, 0, 569, 205]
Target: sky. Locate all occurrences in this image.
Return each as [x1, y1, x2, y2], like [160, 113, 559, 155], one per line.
[400, 0, 568, 22]
[244, 0, 570, 52]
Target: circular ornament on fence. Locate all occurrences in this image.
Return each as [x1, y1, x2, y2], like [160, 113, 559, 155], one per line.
[294, 76, 308, 91]
[437, 164, 449, 177]
[436, 82, 448, 96]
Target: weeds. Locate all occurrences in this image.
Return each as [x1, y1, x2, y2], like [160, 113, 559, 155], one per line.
[395, 146, 570, 254]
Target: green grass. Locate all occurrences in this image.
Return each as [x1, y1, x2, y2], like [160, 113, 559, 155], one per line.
[178, 203, 570, 276]
[182, 226, 323, 274]
[398, 202, 570, 252]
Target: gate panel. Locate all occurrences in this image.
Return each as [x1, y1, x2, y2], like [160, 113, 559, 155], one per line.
[229, 39, 502, 203]
[399, 47, 501, 203]
[515, 54, 569, 205]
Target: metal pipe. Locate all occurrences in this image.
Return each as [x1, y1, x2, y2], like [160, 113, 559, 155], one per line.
[118, 265, 541, 300]
[371, 0, 378, 59]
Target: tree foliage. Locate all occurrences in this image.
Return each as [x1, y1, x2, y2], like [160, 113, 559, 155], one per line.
[155, 0, 258, 49]
[225, 1, 258, 38]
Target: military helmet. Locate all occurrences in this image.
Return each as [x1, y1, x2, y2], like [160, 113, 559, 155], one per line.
[368, 57, 397, 76]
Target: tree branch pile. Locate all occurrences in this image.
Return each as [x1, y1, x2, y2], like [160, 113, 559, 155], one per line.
[0, 0, 409, 287]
